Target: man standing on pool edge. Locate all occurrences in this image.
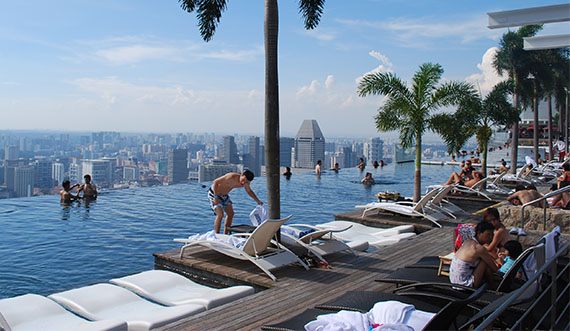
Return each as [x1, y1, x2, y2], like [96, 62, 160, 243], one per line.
[208, 170, 263, 234]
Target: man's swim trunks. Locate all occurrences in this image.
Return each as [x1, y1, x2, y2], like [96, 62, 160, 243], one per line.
[208, 187, 232, 214]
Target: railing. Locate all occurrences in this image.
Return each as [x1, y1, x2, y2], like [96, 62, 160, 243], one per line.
[476, 241, 570, 330]
[520, 185, 570, 230]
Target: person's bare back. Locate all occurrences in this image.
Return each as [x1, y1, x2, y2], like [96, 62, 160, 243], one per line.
[508, 189, 543, 207]
[212, 173, 247, 195]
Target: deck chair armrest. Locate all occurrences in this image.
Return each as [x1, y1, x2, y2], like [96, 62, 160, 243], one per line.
[394, 282, 477, 295]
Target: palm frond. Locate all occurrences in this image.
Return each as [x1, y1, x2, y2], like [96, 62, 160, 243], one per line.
[179, 0, 228, 41]
[298, 0, 325, 29]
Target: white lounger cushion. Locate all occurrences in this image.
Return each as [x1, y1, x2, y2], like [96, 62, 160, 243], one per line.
[315, 221, 415, 247]
[110, 270, 254, 309]
[48, 283, 205, 331]
[0, 293, 127, 331]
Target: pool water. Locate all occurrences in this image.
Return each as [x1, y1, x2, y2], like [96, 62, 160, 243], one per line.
[0, 162, 458, 298]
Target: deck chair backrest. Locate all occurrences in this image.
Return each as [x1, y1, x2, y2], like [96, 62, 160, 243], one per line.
[429, 186, 454, 205]
[469, 176, 491, 191]
[413, 188, 441, 212]
[242, 215, 292, 256]
[0, 312, 10, 331]
[424, 283, 488, 330]
[458, 284, 525, 330]
[496, 244, 539, 293]
[491, 171, 507, 186]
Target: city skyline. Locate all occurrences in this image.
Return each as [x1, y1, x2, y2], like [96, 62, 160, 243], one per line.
[1, 1, 568, 137]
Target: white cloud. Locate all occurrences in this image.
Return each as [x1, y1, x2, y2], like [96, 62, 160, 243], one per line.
[95, 45, 178, 65]
[465, 47, 507, 95]
[337, 15, 501, 49]
[368, 51, 392, 67]
[324, 75, 335, 89]
[303, 28, 337, 41]
[355, 51, 394, 84]
[296, 80, 320, 98]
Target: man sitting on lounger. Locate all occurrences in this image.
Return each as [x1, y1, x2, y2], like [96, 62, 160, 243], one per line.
[208, 170, 263, 234]
[449, 221, 498, 288]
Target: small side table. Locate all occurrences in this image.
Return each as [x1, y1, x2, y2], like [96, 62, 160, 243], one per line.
[438, 252, 455, 276]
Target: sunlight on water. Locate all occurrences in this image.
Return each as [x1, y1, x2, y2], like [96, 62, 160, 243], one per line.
[0, 162, 459, 298]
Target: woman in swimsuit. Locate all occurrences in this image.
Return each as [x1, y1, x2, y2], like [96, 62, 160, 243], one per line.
[482, 208, 511, 260]
[450, 221, 498, 288]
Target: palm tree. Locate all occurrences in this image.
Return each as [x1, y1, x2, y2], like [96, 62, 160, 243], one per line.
[432, 81, 517, 177]
[178, 0, 325, 219]
[358, 63, 473, 202]
[493, 25, 542, 172]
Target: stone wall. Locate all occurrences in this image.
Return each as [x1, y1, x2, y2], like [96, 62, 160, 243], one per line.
[498, 205, 570, 233]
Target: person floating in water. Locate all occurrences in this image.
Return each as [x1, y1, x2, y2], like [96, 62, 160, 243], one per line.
[330, 163, 340, 173]
[77, 174, 97, 200]
[281, 166, 292, 180]
[208, 170, 263, 234]
[361, 172, 375, 184]
[373, 160, 379, 169]
[315, 160, 322, 175]
[60, 180, 80, 203]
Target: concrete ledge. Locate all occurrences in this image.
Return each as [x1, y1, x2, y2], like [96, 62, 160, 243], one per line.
[498, 205, 570, 233]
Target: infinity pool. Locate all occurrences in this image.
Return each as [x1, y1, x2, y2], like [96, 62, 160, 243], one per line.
[0, 162, 456, 298]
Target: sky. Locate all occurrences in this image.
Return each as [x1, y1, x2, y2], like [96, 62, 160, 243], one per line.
[0, 1, 568, 138]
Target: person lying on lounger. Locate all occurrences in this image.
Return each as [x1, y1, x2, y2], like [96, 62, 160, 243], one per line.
[443, 160, 475, 186]
[507, 185, 544, 208]
[449, 221, 498, 288]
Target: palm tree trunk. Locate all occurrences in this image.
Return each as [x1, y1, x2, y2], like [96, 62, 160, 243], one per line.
[533, 86, 539, 162]
[548, 96, 553, 160]
[482, 140, 488, 178]
[564, 90, 569, 155]
[413, 134, 422, 202]
[511, 92, 520, 174]
[264, 0, 280, 219]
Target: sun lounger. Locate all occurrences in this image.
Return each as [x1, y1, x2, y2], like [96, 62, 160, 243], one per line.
[48, 283, 205, 331]
[109, 270, 254, 310]
[0, 293, 127, 331]
[315, 221, 416, 247]
[280, 224, 360, 264]
[426, 185, 468, 218]
[261, 284, 488, 331]
[356, 188, 447, 227]
[174, 215, 309, 281]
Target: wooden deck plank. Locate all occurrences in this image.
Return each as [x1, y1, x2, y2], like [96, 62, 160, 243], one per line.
[157, 226, 456, 330]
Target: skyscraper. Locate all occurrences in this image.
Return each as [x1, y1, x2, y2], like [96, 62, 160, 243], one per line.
[14, 166, 34, 198]
[222, 136, 239, 164]
[34, 159, 53, 189]
[52, 162, 65, 185]
[245, 136, 261, 176]
[365, 137, 384, 163]
[294, 120, 325, 169]
[168, 148, 188, 184]
[279, 137, 294, 167]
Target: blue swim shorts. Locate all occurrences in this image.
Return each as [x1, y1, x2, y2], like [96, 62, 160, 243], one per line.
[208, 187, 232, 214]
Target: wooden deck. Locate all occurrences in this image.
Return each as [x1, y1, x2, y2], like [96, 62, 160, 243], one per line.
[155, 225, 456, 331]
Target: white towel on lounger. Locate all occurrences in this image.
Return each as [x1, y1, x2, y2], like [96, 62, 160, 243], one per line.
[188, 230, 246, 249]
[304, 300, 435, 331]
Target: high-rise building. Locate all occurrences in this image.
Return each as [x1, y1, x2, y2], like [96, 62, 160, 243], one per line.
[69, 161, 82, 184]
[52, 162, 65, 185]
[246, 136, 261, 176]
[222, 136, 239, 164]
[365, 138, 384, 163]
[294, 120, 325, 169]
[4, 146, 18, 161]
[14, 166, 34, 198]
[198, 162, 239, 182]
[82, 159, 113, 187]
[279, 137, 294, 167]
[168, 148, 188, 184]
[34, 159, 53, 189]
